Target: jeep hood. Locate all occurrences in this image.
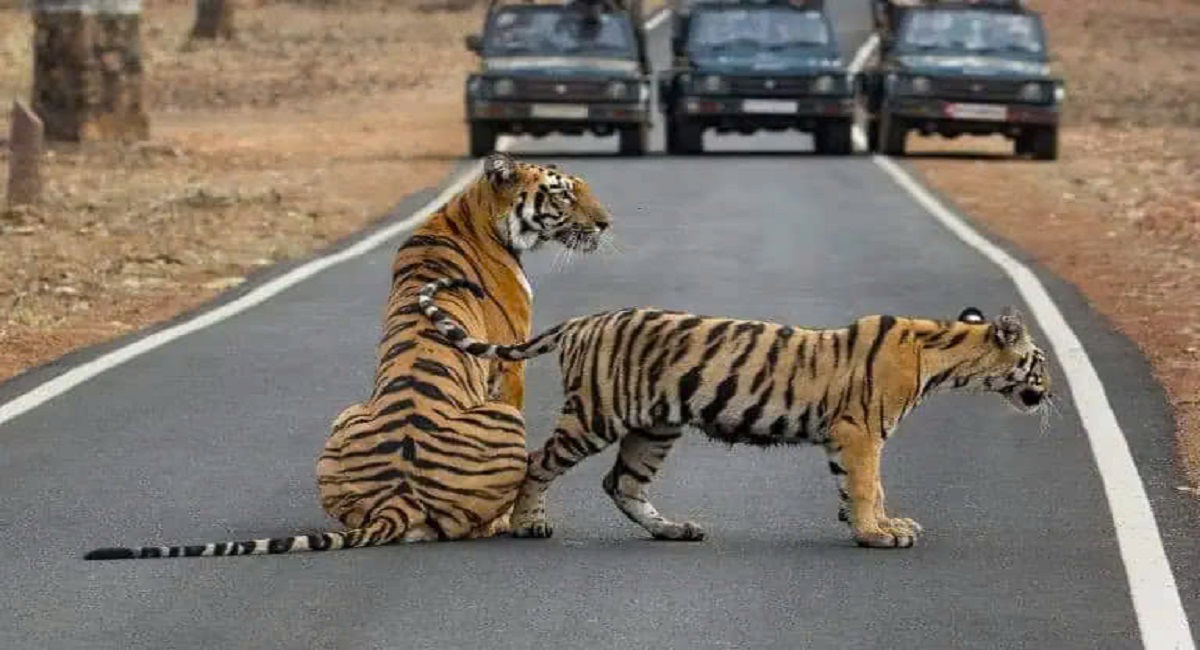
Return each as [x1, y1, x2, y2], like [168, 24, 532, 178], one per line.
[483, 56, 641, 77]
[894, 54, 1050, 78]
[688, 51, 844, 74]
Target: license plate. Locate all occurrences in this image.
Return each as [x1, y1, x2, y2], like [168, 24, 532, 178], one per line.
[945, 102, 1008, 121]
[531, 104, 588, 119]
[742, 99, 798, 114]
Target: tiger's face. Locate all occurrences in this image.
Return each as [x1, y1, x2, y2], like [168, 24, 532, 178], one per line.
[956, 307, 1052, 414]
[483, 152, 611, 253]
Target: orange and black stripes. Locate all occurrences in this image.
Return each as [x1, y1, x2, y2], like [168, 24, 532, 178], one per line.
[420, 278, 1051, 549]
[82, 152, 614, 560]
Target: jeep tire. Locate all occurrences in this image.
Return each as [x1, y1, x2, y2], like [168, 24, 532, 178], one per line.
[879, 114, 907, 156]
[814, 119, 853, 155]
[666, 119, 703, 155]
[866, 117, 881, 153]
[618, 124, 648, 157]
[469, 122, 497, 158]
[1031, 126, 1058, 161]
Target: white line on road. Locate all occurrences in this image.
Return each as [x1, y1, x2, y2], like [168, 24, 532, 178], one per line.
[0, 10, 1192, 650]
[844, 35, 1195, 650]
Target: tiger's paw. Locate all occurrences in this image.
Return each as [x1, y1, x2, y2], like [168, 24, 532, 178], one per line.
[511, 519, 554, 539]
[650, 520, 706, 542]
[880, 517, 923, 539]
[852, 525, 918, 549]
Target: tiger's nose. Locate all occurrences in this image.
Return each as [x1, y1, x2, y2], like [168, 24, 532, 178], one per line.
[594, 220, 610, 232]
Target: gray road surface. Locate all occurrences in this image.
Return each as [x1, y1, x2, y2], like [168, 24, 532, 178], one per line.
[1, 2, 1196, 649]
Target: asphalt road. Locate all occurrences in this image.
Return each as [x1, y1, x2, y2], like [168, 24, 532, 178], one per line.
[2, 3, 1197, 649]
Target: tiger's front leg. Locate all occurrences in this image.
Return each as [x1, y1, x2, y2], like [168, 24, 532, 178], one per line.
[873, 478, 922, 541]
[490, 360, 525, 409]
[826, 423, 920, 549]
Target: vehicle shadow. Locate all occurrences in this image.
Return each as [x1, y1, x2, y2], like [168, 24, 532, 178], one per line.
[897, 150, 1023, 163]
[494, 149, 869, 161]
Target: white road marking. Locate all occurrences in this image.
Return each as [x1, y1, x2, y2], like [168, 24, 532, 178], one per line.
[0, 142, 511, 429]
[845, 35, 1195, 650]
[0, 9, 1191, 649]
[0, 2, 669, 428]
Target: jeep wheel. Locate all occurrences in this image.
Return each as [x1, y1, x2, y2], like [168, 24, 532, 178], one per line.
[618, 125, 648, 157]
[666, 120, 703, 155]
[1014, 132, 1033, 156]
[814, 120, 853, 156]
[1031, 127, 1058, 161]
[879, 115, 907, 156]
[469, 122, 497, 158]
[866, 118, 881, 153]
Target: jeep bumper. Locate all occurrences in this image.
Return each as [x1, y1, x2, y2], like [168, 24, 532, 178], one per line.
[675, 95, 855, 120]
[468, 100, 649, 125]
[884, 98, 1060, 127]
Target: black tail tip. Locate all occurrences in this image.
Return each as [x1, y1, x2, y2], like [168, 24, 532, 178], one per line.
[84, 547, 136, 561]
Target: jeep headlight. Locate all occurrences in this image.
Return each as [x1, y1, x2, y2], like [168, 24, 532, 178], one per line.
[908, 76, 932, 94]
[1054, 83, 1066, 103]
[493, 78, 515, 97]
[699, 74, 727, 93]
[606, 80, 629, 100]
[1018, 81, 1046, 102]
[811, 75, 836, 94]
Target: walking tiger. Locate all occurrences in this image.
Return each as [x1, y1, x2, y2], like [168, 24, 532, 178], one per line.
[418, 277, 1052, 549]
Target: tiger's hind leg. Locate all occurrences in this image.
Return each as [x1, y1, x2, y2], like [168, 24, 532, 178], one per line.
[602, 427, 703, 541]
[511, 406, 612, 539]
[418, 401, 529, 541]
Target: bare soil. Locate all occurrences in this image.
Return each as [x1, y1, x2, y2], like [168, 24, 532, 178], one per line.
[906, 0, 1200, 490]
[1, 0, 486, 380]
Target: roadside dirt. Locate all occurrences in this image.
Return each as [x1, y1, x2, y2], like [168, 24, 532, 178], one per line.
[906, 0, 1200, 490]
[0, 0, 485, 381]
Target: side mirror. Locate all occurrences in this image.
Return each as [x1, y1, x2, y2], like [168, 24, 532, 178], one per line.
[464, 34, 482, 54]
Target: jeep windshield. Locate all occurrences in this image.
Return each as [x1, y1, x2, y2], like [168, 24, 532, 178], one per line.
[895, 9, 1047, 60]
[483, 8, 638, 59]
[687, 7, 836, 55]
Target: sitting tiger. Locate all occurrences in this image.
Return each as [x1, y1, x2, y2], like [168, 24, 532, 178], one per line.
[83, 152, 613, 560]
[418, 277, 1052, 549]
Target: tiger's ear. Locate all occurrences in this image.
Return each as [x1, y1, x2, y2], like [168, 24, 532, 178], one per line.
[483, 152, 517, 188]
[958, 307, 985, 324]
[993, 307, 1026, 348]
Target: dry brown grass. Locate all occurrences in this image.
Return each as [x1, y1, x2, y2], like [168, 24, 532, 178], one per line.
[1, 0, 488, 378]
[907, 0, 1200, 490]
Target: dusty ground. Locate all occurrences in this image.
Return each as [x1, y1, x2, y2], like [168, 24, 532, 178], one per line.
[906, 0, 1200, 490]
[0, 0, 485, 379]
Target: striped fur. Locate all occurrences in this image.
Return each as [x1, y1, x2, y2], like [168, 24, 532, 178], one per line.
[420, 279, 1051, 549]
[83, 153, 612, 560]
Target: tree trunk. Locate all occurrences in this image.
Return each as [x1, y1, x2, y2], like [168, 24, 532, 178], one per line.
[6, 100, 45, 208]
[190, 0, 235, 40]
[31, 0, 149, 142]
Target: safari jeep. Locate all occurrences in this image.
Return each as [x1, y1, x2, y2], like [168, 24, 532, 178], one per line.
[858, 0, 1065, 159]
[463, 0, 653, 156]
[658, 0, 856, 155]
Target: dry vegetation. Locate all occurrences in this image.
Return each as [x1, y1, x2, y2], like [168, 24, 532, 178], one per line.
[0, 0, 486, 378]
[907, 0, 1200, 489]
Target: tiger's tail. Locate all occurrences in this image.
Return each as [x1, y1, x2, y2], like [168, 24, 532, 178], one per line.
[83, 521, 396, 561]
[417, 277, 564, 362]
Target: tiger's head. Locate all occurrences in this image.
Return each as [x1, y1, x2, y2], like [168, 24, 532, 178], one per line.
[934, 306, 1052, 414]
[482, 152, 611, 253]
